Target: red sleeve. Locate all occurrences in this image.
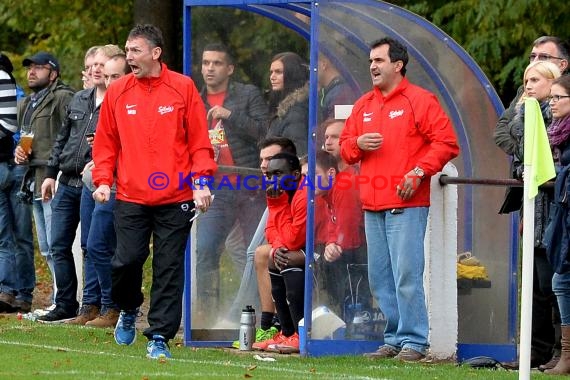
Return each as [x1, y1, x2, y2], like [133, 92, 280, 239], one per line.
[267, 187, 307, 250]
[92, 89, 120, 187]
[186, 82, 217, 177]
[339, 110, 363, 166]
[265, 200, 279, 243]
[328, 177, 363, 249]
[414, 94, 459, 176]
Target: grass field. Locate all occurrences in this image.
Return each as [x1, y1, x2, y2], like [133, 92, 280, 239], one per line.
[0, 314, 549, 380]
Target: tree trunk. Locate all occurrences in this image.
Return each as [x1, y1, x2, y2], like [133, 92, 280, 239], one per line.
[133, 0, 182, 72]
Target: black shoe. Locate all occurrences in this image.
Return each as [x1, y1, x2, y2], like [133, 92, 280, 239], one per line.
[13, 299, 32, 313]
[0, 292, 16, 313]
[37, 307, 76, 324]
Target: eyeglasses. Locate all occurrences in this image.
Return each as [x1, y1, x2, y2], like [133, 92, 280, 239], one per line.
[548, 95, 570, 103]
[529, 53, 566, 62]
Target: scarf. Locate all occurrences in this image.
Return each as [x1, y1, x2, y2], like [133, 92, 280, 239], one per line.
[548, 114, 570, 164]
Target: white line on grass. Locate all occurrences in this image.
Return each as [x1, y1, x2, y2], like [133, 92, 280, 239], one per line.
[0, 339, 385, 380]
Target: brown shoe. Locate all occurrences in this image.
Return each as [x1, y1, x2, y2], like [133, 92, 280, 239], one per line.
[13, 299, 32, 313]
[85, 308, 120, 328]
[0, 292, 16, 313]
[364, 345, 400, 359]
[395, 348, 426, 362]
[65, 304, 100, 325]
[538, 351, 561, 371]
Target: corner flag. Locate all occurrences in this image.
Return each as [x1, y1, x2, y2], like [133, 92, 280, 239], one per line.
[523, 97, 555, 198]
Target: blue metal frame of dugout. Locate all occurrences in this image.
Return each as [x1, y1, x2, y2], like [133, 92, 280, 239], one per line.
[181, 0, 517, 361]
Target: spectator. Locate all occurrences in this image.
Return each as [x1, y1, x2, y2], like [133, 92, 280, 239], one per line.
[495, 57, 564, 370]
[14, 52, 74, 311]
[80, 53, 131, 329]
[252, 152, 306, 353]
[82, 46, 100, 90]
[92, 24, 216, 359]
[266, 52, 309, 156]
[195, 43, 268, 323]
[316, 139, 367, 319]
[36, 45, 124, 324]
[545, 74, 570, 375]
[0, 52, 34, 313]
[316, 54, 358, 147]
[340, 37, 459, 361]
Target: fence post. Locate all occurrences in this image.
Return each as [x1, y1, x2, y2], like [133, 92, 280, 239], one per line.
[425, 162, 458, 359]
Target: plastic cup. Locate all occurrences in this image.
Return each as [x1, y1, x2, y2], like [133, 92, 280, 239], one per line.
[19, 132, 34, 153]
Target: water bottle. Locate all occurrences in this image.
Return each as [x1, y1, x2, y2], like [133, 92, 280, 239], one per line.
[239, 305, 256, 351]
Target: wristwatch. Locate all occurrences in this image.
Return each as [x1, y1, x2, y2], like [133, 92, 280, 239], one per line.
[413, 166, 425, 179]
[193, 177, 210, 187]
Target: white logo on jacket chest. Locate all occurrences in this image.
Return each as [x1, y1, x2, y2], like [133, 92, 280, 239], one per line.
[126, 104, 137, 115]
[363, 111, 373, 122]
[389, 109, 404, 119]
[158, 105, 174, 115]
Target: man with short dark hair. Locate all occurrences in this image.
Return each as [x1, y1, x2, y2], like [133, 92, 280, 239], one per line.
[252, 152, 307, 353]
[14, 51, 74, 312]
[195, 43, 269, 323]
[340, 37, 459, 362]
[225, 137, 297, 347]
[92, 24, 216, 360]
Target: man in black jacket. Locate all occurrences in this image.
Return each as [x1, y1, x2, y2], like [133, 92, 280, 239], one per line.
[195, 43, 269, 324]
[37, 45, 124, 323]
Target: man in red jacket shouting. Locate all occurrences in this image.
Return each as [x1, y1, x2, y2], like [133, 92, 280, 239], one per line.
[340, 37, 459, 362]
[92, 24, 216, 360]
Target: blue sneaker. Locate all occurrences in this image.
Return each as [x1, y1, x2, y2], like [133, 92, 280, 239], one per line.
[147, 335, 172, 359]
[114, 310, 138, 345]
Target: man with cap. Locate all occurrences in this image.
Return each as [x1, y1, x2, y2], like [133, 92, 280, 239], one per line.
[14, 52, 74, 313]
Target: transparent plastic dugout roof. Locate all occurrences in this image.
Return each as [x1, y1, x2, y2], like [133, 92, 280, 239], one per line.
[183, 0, 516, 360]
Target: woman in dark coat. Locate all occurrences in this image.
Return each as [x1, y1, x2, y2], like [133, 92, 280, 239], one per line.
[266, 52, 309, 155]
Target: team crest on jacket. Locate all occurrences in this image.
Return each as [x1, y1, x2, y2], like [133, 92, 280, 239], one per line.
[389, 109, 404, 119]
[158, 105, 174, 115]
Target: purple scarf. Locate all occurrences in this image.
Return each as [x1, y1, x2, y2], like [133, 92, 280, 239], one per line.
[548, 114, 570, 163]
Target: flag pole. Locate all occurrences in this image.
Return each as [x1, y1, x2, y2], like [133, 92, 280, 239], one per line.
[518, 97, 556, 380]
[519, 163, 534, 380]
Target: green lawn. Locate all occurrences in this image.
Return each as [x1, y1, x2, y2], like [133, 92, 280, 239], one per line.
[0, 314, 544, 380]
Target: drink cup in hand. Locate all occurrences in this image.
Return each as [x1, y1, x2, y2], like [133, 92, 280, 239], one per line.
[19, 131, 34, 154]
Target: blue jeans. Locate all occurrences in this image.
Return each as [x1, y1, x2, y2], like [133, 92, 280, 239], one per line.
[33, 197, 55, 302]
[364, 207, 429, 354]
[0, 163, 34, 301]
[80, 186, 117, 309]
[553, 272, 570, 325]
[50, 182, 82, 312]
[195, 187, 265, 304]
[228, 207, 269, 320]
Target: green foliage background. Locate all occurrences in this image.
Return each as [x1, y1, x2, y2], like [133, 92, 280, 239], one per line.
[0, 0, 133, 91]
[0, 0, 568, 103]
